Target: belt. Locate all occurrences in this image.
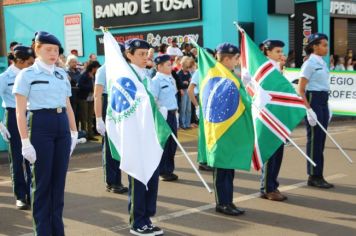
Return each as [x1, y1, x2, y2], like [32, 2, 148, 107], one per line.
[168, 109, 177, 114]
[30, 107, 66, 114]
[5, 107, 16, 111]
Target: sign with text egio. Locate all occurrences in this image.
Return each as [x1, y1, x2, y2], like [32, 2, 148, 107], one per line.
[93, 0, 201, 29]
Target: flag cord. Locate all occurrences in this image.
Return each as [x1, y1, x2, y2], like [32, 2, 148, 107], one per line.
[314, 119, 353, 163]
[171, 133, 212, 193]
[253, 103, 317, 167]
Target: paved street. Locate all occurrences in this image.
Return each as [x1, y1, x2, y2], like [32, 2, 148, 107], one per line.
[1, 121, 356, 236]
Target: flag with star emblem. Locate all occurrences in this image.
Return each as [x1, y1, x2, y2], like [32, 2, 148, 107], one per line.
[103, 31, 171, 186]
[239, 27, 306, 171]
[194, 44, 254, 170]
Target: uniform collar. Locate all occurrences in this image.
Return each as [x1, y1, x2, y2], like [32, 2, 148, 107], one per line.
[130, 63, 146, 80]
[269, 59, 281, 72]
[156, 72, 172, 80]
[310, 53, 326, 66]
[34, 58, 55, 75]
[9, 65, 21, 76]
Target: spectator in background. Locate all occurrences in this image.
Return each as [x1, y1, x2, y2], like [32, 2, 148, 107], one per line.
[177, 56, 196, 129]
[167, 38, 183, 59]
[78, 61, 101, 141]
[345, 56, 354, 71]
[280, 54, 287, 72]
[56, 47, 66, 69]
[182, 43, 194, 58]
[335, 56, 346, 71]
[71, 49, 79, 57]
[329, 54, 335, 70]
[158, 43, 168, 55]
[66, 54, 82, 128]
[285, 50, 296, 68]
[259, 43, 265, 52]
[7, 41, 19, 65]
[89, 53, 97, 62]
[146, 48, 156, 78]
[191, 48, 198, 61]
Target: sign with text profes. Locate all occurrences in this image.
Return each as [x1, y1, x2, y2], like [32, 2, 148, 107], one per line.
[284, 68, 356, 116]
[96, 26, 203, 55]
[64, 13, 84, 56]
[92, 0, 201, 29]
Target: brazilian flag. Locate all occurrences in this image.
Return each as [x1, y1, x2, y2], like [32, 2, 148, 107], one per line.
[196, 45, 254, 170]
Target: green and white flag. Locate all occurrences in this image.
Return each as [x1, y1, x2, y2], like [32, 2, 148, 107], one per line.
[103, 31, 171, 186]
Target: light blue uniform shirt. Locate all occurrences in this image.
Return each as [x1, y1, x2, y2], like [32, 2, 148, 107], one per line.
[0, 65, 20, 108]
[13, 62, 71, 110]
[191, 71, 199, 95]
[151, 72, 178, 110]
[95, 64, 107, 94]
[300, 54, 330, 91]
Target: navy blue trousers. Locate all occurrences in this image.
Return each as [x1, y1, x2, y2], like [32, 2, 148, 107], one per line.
[213, 168, 235, 205]
[305, 91, 329, 177]
[29, 110, 71, 236]
[102, 94, 122, 185]
[6, 108, 31, 201]
[128, 168, 159, 229]
[260, 144, 284, 193]
[159, 111, 177, 175]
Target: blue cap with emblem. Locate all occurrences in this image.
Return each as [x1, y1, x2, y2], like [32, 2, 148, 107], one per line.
[216, 43, 240, 54]
[125, 38, 150, 50]
[13, 45, 33, 56]
[154, 54, 171, 65]
[118, 42, 125, 53]
[263, 39, 285, 50]
[307, 33, 328, 46]
[34, 31, 61, 47]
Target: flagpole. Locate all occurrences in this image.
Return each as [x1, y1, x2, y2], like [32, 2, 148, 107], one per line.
[314, 119, 353, 163]
[171, 133, 212, 193]
[252, 103, 317, 167]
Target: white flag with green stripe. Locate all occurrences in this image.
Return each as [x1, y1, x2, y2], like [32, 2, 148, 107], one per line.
[103, 31, 171, 186]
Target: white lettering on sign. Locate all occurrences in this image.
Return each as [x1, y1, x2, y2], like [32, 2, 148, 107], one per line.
[331, 1, 356, 16]
[65, 15, 80, 26]
[95, 0, 193, 18]
[95, 2, 139, 18]
[302, 13, 315, 56]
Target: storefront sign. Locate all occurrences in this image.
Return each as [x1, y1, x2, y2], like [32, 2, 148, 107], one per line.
[331, 1, 356, 17]
[92, 0, 201, 29]
[96, 26, 203, 55]
[294, 2, 318, 67]
[64, 13, 84, 56]
[284, 68, 356, 116]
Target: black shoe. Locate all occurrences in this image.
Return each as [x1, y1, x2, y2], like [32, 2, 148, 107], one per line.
[16, 199, 30, 210]
[87, 137, 99, 141]
[198, 164, 213, 171]
[160, 173, 178, 181]
[148, 224, 164, 235]
[308, 176, 334, 189]
[130, 225, 155, 236]
[215, 204, 244, 216]
[229, 203, 245, 215]
[106, 184, 128, 194]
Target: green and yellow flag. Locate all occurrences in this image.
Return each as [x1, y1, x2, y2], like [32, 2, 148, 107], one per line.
[196, 45, 254, 170]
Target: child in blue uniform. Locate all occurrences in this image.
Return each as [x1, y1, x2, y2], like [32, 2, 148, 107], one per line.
[298, 33, 334, 189]
[260, 39, 288, 201]
[151, 54, 179, 182]
[125, 38, 163, 236]
[94, 42, 128, 194]
[213, 43, 245, 216]
[0, 45, 34, 210]
[13, 31, 78, 235]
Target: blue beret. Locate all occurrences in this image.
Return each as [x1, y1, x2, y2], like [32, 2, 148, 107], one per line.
[34, 31, 61, 47]
[307, 33, 328, 45]
[125, 38, 150, 50]
[263, 39, 285, 49]
[216, 43, 240, 54]
[13, 45, 33, 56]
[154, 54, 171, 65]
[118, 42, 125, 53]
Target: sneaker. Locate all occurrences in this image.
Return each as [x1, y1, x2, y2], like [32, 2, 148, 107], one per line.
[130, 225, 155, 236]
[148, 224, 164, 235]
[16, 199, 30, 210]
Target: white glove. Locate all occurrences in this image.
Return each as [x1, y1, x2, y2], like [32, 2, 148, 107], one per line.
[328, 104, 332, 123]
[96, 117, 106, 136]
[306, 108, 318, 127]
[70, 131, 78, 156]
[21, 138, 36, 164]
[195, 106, 199, 118]
[0, 122, 11, 142]
[159, 106, 168, 120]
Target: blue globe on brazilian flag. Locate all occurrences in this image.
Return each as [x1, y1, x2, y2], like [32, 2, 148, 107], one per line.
[195, 45, 254, 170]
